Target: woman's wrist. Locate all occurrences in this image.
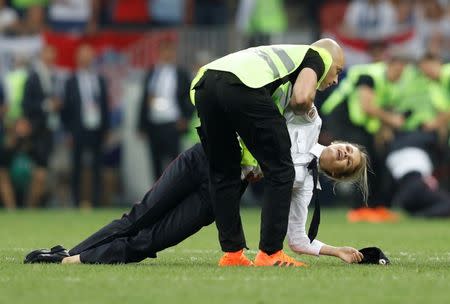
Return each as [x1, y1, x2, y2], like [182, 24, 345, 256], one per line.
[319, 245, 339, 257]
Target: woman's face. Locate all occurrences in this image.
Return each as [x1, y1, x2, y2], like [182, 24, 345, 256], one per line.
[319, 143, 362, 178]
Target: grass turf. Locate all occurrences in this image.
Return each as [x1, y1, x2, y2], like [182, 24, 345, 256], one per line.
[0, 208, 449, 304]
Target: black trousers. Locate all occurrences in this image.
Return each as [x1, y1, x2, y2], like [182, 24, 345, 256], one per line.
[393, 172, 450, 218]
[69, 144, 215, 264]
[147, 122, 181, 179]
[72, 130, 104, 207]
[194, 70, 294, 254]
[29, 127, 53, 168]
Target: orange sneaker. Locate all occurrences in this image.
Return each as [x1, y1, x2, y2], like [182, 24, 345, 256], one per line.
[373, 206, 399, 222]
[254, 250, 307, 267]
[218, 249, 254, 266]
[347, 207, 400, 223]
[347, 207, 373, 223]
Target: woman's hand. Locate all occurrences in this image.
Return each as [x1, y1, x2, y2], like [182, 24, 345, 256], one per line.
[336, 246, 364, 264]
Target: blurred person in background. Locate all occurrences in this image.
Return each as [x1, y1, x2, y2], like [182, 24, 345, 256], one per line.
[0, 54, 30, 209]
[390, 54, 450, 191]
[21, 5, 47, 35]
[148, 0, 188, 27]
[194, 0, 229, 26]
[0, 0, 19, 35]
[391, 0, 417, 32]
[341, 0, 397, 40]
[235, 0, 288, 46]
[417, 54, 450, 137]
[47, 0, 95, 33]
[416, 0, 450, 59]
[321, 54, 409, 222]
[21, 45, 60, 208]
[418, 52, 450, 92]
[386, 131, 450, 218]
[62, 44, 109, 208]
[0, 82, 17, 209]
[4, 54, 29, 127]
[138, 39, 193, 180]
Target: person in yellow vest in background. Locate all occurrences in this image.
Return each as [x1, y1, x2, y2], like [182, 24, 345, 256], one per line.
[381, 54, 450, 216]
[414, 54, 450, 190]
[235, 0, 288, 46]
[191, 38, 345, 267]
[417, 54, 450, 136]
[321, 55, 410, 223]
[0, 54, 30, 210]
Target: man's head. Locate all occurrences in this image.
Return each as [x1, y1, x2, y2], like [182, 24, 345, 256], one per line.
[76, 44, 95, 69]
[158, 39, 177, 64]
[386, 52, 410, 82]
[418, 52, 442, 81]
[319, 141, 369, 201]
[311, 38, 345, 91]
[40, 45, 56, 67]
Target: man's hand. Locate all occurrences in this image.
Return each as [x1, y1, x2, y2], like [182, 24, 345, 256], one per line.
[245, 171, 263, 183]
[387, 113, 405, 130]
[336, 247, 364, 264]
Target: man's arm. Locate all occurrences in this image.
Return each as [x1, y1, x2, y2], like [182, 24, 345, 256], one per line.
[289, 68, 318, 115]
[358, 85, 405, 129]
[423, 111, 450, 130]
[288, 49, 325, 115]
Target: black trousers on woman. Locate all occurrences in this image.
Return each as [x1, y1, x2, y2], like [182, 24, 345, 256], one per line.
[69, 144, 216, 264]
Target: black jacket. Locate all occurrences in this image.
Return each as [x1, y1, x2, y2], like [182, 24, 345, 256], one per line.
[138, 65, 194, 132]
[22, 70, 55, 131]
[62, 73, 109, 137]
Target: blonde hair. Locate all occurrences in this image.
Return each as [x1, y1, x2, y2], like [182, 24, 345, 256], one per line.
[320, 141, 370, 204]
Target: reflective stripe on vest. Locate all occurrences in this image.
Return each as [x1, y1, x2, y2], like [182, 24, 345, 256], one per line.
[253, 46, 297, 79]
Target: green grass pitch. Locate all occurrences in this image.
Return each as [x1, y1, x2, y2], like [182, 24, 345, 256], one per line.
[1, 208, 449, 304]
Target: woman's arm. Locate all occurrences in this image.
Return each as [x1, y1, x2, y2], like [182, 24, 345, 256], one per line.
[287, 184, 325, 256]
[320, 245, 363, 264]
[287, 184, 363, 263]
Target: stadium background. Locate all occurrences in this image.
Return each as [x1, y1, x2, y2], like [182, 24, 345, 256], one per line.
[0, 0, 449, 209]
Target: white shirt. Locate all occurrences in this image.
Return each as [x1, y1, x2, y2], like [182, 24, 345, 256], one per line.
[77, 70, 101, 130]
[284, 104, 326, 257]
[147, 64, 181, 124]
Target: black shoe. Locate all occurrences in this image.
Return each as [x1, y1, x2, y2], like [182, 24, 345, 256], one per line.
[24, 245, 70, 264]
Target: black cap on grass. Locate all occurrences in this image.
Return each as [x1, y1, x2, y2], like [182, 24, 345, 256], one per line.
[358, 247, 390, 265]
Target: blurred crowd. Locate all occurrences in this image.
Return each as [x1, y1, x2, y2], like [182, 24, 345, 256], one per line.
[0, 0, 449, 214]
